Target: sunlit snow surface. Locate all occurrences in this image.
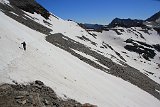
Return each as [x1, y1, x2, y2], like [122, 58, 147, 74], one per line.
[0, 0, 160, 106]
[25, 11, 160, 84]
[0, 10, 160, 107]
[0, 0, 10, 4]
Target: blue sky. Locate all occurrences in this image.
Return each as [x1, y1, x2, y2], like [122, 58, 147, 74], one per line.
[36, 0, 160, 24]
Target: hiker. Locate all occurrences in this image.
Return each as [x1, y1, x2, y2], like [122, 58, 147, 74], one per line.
[21, 41, 26, 51]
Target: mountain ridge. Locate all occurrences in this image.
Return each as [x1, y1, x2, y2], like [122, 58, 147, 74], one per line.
[146, 11, 160, 22]
[108, 18, 144, 28]
[79, 11, 160, 33]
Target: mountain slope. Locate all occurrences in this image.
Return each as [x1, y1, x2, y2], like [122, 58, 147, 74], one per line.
[0, 0, 160, 107]
[1, 10, 160, 107]
[144, 11, 160, 32]
[146, 11, 160, 22]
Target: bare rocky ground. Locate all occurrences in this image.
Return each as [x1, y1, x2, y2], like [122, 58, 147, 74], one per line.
[0, 80, 96, 107]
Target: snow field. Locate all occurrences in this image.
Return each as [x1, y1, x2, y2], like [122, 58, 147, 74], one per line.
[0, 6, 160, 107]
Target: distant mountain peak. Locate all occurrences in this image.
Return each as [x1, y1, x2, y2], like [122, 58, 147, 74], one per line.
[144, 11, 160, 32]
[108, 18, 144, 28]
[146, 11, 160, 22]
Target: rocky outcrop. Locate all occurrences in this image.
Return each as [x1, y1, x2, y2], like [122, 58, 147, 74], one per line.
[0, 81, 96, 107]
[9, 0, 50, 19]
[124, 39, 156, 60]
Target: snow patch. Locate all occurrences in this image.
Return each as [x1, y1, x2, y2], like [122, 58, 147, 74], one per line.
[9, 11, 19, 16]
[156, 89, 160, 94]
[0, 0, 10, 5]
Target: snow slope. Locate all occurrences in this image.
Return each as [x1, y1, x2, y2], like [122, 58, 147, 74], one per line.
[22, 10, 160, 84]
[1, 8, 160, 107]
[38, 12, 160, 84]
[89, 28, 160, 84]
